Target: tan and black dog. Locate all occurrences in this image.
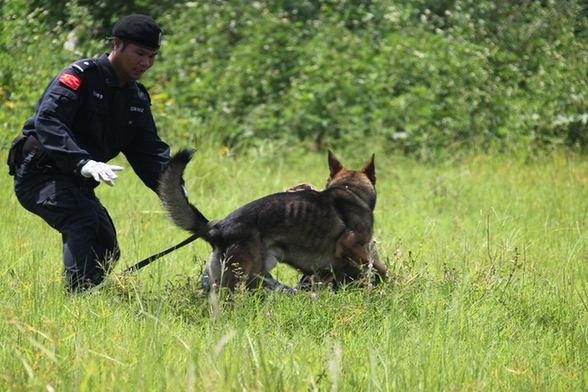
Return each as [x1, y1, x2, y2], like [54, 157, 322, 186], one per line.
[158, 149, 386, 290]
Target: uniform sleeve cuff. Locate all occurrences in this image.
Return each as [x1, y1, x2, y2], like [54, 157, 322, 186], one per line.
[74, 158, 91, 174]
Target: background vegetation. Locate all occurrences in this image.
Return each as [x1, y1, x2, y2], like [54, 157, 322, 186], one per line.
[2, 1, 588, 391]
[2, 0, 588, 158]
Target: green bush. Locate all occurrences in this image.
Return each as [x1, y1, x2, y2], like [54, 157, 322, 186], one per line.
[2, 0, 588, 158]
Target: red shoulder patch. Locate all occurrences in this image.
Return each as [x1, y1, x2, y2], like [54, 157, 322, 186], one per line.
[58, 72, 82, 90]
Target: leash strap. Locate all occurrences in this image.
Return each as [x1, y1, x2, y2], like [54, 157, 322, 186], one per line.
[120, 219, 220, 275]
[85, 219, 220, 294]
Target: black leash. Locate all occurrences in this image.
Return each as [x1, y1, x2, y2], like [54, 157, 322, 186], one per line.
[87, 219, 220, 293]
[121, 219, 220, 274]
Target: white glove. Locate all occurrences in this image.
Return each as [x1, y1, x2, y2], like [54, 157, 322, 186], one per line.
[81, 160, 124, 187]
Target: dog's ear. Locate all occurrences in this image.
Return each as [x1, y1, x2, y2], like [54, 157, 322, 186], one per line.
[328, 150, 344, 178]
[362, 154, 376, 185]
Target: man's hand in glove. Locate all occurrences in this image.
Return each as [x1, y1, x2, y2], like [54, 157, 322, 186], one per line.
[81, 160, 124, 187]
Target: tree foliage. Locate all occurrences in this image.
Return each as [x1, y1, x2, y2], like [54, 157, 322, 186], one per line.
[1, 0, 588, 158]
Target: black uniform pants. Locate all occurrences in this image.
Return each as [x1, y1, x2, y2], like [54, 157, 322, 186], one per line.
[14, 163, 120, 290]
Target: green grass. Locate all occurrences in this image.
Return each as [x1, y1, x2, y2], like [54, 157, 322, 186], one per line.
[1, 148, 587, 391]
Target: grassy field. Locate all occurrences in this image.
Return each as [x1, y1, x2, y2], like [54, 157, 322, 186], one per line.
[1, 148, 587, 391]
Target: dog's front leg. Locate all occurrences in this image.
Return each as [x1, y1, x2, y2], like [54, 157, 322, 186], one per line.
[336, 232, 387, 283]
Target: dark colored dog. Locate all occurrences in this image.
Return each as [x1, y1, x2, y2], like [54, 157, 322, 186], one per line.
[158, 149, 386, 290]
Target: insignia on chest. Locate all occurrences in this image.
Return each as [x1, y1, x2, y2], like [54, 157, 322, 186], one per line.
[92, 91, 104, 100]
[130, 106, 145, 113]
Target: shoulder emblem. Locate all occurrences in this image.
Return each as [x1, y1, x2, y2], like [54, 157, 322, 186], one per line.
[58, 73, 82, 90]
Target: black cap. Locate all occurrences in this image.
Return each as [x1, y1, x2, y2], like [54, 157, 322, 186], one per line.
[112, 14, 162, 50]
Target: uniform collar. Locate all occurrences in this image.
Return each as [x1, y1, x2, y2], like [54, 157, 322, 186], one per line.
[97, 53, 137, 89]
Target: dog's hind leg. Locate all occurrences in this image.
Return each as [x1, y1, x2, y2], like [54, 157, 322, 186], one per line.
[218, 244, 265, 290]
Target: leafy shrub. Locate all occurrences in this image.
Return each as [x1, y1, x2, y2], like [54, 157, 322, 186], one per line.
[2, 0, 588, 158]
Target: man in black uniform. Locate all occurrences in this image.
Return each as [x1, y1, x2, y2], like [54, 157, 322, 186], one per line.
[8, 14, 171, 291]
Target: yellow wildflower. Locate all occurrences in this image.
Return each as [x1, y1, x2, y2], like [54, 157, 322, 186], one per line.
[218, 146, 229, 155]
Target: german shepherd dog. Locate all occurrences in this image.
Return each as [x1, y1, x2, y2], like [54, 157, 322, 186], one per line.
[158, 149, 386, 290]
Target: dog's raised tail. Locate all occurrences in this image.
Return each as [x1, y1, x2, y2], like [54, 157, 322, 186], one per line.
[158, 148, 209, 233]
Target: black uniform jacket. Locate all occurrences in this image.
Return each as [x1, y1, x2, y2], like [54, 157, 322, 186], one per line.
[22, 53, 171, 192]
